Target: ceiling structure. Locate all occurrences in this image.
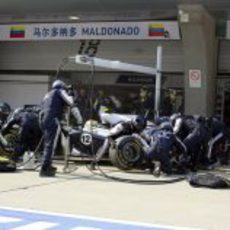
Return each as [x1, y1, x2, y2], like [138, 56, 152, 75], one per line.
[0, 0, 229, 24]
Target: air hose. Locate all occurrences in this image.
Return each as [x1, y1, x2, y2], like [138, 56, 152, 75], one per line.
[84, 156, 186, 185]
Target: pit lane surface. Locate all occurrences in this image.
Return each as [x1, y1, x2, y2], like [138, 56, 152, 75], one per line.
[0, 207, 200, 230]
[0, 164, 229, 230]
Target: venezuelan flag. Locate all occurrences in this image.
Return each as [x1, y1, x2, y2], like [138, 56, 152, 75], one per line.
[10, 26, 25, 38]
[148, 23, 165, 37]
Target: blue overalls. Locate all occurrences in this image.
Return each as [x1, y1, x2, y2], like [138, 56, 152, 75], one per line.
[145, 129, 185, 174]
[179, 116, 208, 169]
[2, 109, 42, 158]
[40, 88, 73, 171]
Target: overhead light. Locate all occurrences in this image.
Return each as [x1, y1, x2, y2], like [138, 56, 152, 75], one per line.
[68, 16, 79, 20]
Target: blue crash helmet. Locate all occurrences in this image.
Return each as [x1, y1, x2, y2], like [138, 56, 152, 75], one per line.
[131, 115, 147, 131]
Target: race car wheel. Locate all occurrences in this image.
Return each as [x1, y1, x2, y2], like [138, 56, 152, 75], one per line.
[4, 132, 17, 147]
[1, 130, 18, 159]
[109, 135, 143, 170]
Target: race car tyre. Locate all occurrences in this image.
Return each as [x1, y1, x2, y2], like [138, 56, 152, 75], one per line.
[3, 126, 19, 148]
[109, 135, 143, 170]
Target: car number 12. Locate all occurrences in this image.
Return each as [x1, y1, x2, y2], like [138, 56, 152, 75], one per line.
[80, 133, 93, 145]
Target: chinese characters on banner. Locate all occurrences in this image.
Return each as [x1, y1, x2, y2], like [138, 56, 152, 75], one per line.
[0, 21, 180, 41]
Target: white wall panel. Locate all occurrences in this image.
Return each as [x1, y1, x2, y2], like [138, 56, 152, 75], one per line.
[0, 75, 49, 109]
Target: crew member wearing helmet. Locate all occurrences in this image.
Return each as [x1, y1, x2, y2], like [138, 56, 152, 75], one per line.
[39, 79, 74, 177]
[1, 107, 42, 161]
[170, 113, 208, 170]
[109, 115, 147, 138]
[206, 116, 228, 165]
[0, 102, 11, 128]
[136, 121, 187, 175]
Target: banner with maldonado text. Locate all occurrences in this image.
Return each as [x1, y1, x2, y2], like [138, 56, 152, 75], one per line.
[0, 21, 180, 41]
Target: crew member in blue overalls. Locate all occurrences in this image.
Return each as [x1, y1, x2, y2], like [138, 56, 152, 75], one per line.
[136, 121, 187, 175]
[206, 116, 228, 165]
[170, 113, 208, 170]
[1, 106, 42, 161]
[40, 80, 74, 177]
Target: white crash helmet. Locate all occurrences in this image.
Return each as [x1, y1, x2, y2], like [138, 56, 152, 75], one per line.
[52, 80, 66, 89]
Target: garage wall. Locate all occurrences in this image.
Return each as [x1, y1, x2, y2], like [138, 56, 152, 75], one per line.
[0, 40, 184, 109]
[0, 40, 184, 72]
[0, 75, 49, 109]
[70, 71, 184, 88]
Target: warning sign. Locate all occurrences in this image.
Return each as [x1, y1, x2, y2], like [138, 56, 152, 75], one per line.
[189, 69, 201, 88]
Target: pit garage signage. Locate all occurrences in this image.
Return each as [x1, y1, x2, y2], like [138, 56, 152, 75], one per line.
[189, 69, 202, 88]
[0, 21, 180, 41]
